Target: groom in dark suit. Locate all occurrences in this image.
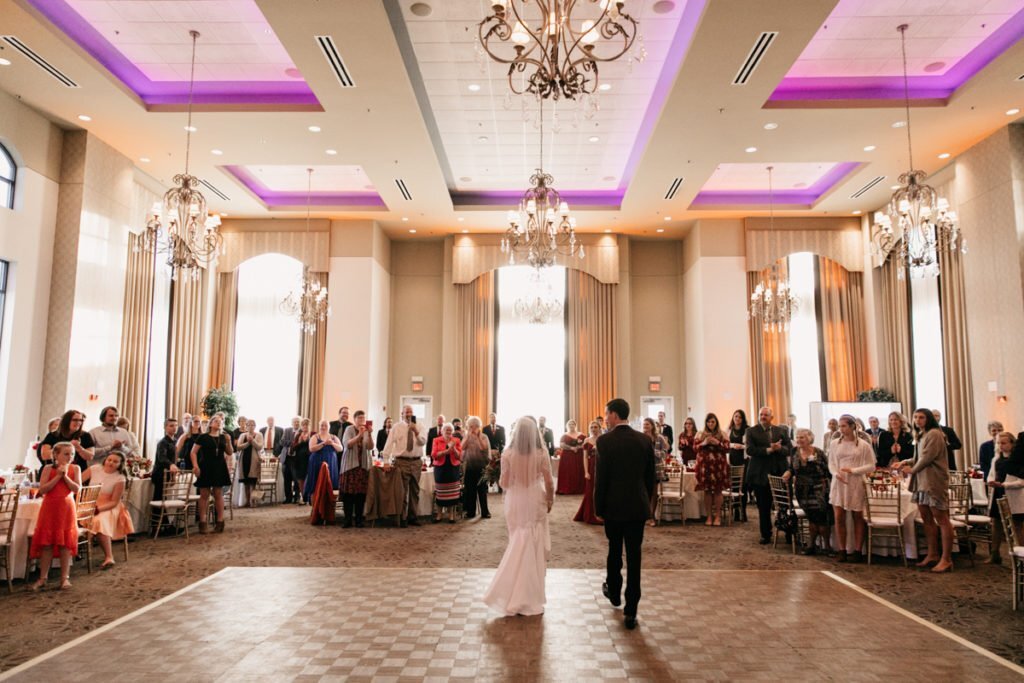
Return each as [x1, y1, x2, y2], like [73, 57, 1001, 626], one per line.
[594, 398, 656, 630]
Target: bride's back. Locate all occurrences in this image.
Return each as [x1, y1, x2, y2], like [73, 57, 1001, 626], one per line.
[500, 417, 554, 525]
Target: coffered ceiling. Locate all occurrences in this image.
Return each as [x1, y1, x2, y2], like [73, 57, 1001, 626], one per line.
[0, 0, 1021, 239]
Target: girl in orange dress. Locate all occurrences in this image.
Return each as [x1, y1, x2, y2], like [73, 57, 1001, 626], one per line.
[30, 441, 82, 591]
[83, 452, 134, 569]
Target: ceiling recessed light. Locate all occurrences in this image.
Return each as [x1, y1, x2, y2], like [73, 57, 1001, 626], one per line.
[652, 0, 676, 14]
[1006, 108, 1020, 116]
[468, 83, 481, 92]
[410, 2, 433, 17]
[459, 176, 472, 182]
[604, 229, 612, 233]
[457, 217, 465, 221]
[923, 61, 945, 73]
[656, 228, 665, 233]
[890, 184, 900, 190]
[325, 149, 338, 155]
[664, 216, 671, 221]
[308, 125, 321, 132]
[461, 229, 469, 233]
[938, 152, 951, 159]
[220, 212, 229, 217]
[745, 146, 757, 153]
[588, 136, 600, 143]
[891, 121, 906, 128]
[211, 149, 223, 155]
[602, 175, 616, 181]
[77, 114, 91, 122]
[477, 135, 488, 142]
[184, 125, 197, 132]
[402, 217, 409, 221]
[139, 157, 151, 163]
[763, 122, 778, 130]
[852, 210, 862, 215]
[792, 182, 808, 189]
[408, 229, 417, 234]
[0, 58, 11, 66]
[598, 83, 612, 91]
[863, 145, 876, 152]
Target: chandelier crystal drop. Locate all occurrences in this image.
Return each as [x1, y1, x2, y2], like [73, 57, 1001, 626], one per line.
[870, 24, 965, 280]
[748, 166, 797, 332]
[478, 0, 643, 101]
[500, 102, 584, 269]
[280, 168, 331, 334]
[137, 30, 222, 281]
[514, 267, 564, 324]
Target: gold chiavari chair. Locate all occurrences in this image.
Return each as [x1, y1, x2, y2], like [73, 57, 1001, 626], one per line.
[256, 456, 280, 506]
[75, 485, 102, 574]
[149, 471, 195, 540]
[722, 465, 745, 526]
[768, 474, 806, 554]
[656, 460, 685, 525]
[996, 498, 1023, 610]
[0, 491, 19, 593]
[947, 482, 975, 567]
[863, 479, 906, 566]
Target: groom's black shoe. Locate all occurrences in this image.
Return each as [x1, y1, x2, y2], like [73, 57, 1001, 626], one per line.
[624, 615, 637, 630]
[602, 582, 621, 607]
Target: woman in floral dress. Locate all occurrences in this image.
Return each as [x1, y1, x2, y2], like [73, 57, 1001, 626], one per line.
[695, 413, 730, 526]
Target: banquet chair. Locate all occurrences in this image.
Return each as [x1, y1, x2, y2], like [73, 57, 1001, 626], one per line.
[150, 471, 195, 540]
[964, 482, 993, 558]
[948, 471, 968, 487]
[768, 475, 806, 554]
[996, 498, 1023, 610]
[721, 465, 745, 526]
[863, 480, 906, 566]
[256, 456, 280, 506]
[0, 490, 20, 593]
[75, 484, 101, 574]
[7, 471, 28, 489]
[655, 462, 685, 525]
[947, 483, 975, 567]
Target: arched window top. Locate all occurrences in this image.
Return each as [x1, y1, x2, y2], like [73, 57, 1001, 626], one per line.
[0, 142, 15, 210]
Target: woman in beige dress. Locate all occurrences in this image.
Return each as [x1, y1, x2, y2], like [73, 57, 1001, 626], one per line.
[828, 414, 875, 563]
[899, 409, 954, 573]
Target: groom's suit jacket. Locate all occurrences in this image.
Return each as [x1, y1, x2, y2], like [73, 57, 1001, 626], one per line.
[594, 424, 656, 522]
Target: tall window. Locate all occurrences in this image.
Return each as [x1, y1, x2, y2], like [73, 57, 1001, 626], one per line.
[786, 252, 824, 426]
[233, 254, 303, 422]
[496, 266, 567, 434]
[910, 274, 946, 416]
[0, 143, 14, 209]
[0, 260, 9, 428]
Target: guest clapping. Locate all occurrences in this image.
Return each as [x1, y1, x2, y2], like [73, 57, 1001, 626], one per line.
[305, 420, 341, 502]
[876, 412, 913, 469]
[784, 429, 831, 555]
[83, 452, 134, 569]
[292, 418, 312, 504]
[829, 414, 875, 563]
[236, 419, 264, 507]
[340, 412, 373, 528]
[677, 417, 697, 465]
[432, 423, 463, 524]
[461, 416, 491, 519]
[191, 415, 234, 534]
[695, 413, 730, 527]
[985, 431, 1018, 564]
[29, 442, 82, 590]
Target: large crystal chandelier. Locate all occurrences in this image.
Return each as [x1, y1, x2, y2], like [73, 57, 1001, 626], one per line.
[749, 166, 797, 332]
[478, 0, 643, 101]
[514, 267, 564, 324]
[500, 101, 584, 269]
[280, 169, 330, 334]
[871, 24, 965, 280]
[139, 30, 222, 281]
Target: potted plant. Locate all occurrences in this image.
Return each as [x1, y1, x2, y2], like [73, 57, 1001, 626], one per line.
[201, 385, 239, 431]
[857, 387, 897, 403]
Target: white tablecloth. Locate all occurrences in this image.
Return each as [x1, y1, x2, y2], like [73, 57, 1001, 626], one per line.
[832, 486, 917, 558]
[657, 472, 702, 521]
[126, 477, 154, 531]
[10, 498, 42, 580]
[971, 478, 988, 508]
[417, 469, 436, 517]
[232, 457, 286, 507]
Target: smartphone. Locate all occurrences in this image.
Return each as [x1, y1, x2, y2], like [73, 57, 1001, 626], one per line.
[366, 420, 374, 431]
[410, 415, 417, 424]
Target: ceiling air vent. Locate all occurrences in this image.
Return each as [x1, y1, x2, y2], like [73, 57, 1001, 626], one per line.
[395, 178, 412, 201]
[664, 177, 684, 200]
[733, 31, 777, 85]
[850, 175, 885, 199]
[199, 179, 230, 201]
[1, 35, 78, 87]
[316, 35, 355, 88]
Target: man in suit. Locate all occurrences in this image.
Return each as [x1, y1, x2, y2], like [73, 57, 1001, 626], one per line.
[279, 416, 301, 504]
[329, 406, 351, 439]
[483, 413, 506, 454]
[978, 420, 1004, 480]
[656, 411, 673, 454]
[152, 418, 179, 508]
[744, 406, 792, 545]
[932, 410, 962, 470]
[785, 413, 799, 440]
[426, 414, 445, 459]
[866, 416, 883, 459]
[538, 416, 555, 456]
[594, 398, 656, 631]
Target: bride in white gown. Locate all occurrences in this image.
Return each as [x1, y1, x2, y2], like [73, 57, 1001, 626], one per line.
[483, 415, 555, 616]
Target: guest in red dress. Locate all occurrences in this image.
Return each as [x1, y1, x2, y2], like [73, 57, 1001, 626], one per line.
[574, 421, 603, 524]
[677, 417, 698, 465]
[556, 421, 587, 495]
[695, 413, 731, 526]
[29, 442, 82, 591]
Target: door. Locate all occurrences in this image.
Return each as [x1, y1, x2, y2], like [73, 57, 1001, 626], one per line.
[399, 395, 433, 428]
[639, 396, 674, 431]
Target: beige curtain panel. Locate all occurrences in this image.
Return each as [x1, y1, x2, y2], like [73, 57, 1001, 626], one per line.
[747, 269, 793, 418]
[937, 247, 977, 467]
[454, 271, 496, 419]
[116, 234, 156, 437]
[817, 256, 869, 401]
[166, 273, 207, 420]
[566, 270, 617, 427]
[298, 272, 328, 424]
[876, 258, 914, 410]
[207, 271, 239, 391]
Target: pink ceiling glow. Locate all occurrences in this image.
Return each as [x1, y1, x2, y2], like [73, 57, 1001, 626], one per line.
[701, 163, 843, 192]
[243, 165, 376, 193]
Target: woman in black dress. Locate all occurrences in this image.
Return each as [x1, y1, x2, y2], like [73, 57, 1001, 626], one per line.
[728, 409, 749, 520]
[190, 415, 233, 533]
[38, 410, 95, 477]
[175, 419, 203, 469]
[291, 418, 312, 504]
[783, 428, 832, 555]
[876, 411, 913, 468]
[375, 417, 392, 454]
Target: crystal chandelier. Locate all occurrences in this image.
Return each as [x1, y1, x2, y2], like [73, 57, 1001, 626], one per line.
[138, 30, 222, 281]
[280, 169, 330, 334]
[871, 24, 965, 280]
[514, 267, 564, 324]
[478, 0, 643, 101]
[500, 102, 584, 269]
[749, 166, 797, 332]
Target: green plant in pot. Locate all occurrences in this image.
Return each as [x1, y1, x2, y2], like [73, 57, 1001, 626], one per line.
[201, 385, 239, 431]
[857, 387, 897, 403]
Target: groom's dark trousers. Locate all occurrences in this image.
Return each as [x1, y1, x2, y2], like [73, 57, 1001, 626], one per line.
[604, 520, 645, 614]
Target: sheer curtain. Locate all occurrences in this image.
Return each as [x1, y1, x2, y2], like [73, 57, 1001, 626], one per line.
[566, 269, 616, 429]
[910, 274, 946, 417]
[747, 265, 793, 420]
[786, 253, 822, 426]
[454, 271, 496, 419]
[233, 254, 303, 423]
[817, 255, 868, 401]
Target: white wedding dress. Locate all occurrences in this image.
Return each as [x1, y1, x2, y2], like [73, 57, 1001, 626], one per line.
[483, 421, 555, 616]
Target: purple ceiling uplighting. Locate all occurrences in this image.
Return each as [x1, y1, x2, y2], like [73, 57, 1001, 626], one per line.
[27, 0, 320, 109]
[690, 162, 861, 209]
[769, 0, 1024, 106]
[224, 165, 386, 210]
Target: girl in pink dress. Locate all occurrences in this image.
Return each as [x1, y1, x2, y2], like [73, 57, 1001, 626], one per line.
[574, 421, 603, 525]
[29, 442, 82, 591]
[83, 452, 135, 569]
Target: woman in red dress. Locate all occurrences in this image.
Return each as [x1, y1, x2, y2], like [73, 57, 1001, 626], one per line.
[30, 442, 82, 590]
[677, 417, 698, 465]
[574, 421, 603, 524]
[695, 413, 731, 526]
[556, 420, 586, 495]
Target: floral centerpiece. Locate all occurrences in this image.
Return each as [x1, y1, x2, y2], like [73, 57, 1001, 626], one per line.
[126, 454, 153, 478]
[484, 449, 501, 486]
[13, 465, 28, 473]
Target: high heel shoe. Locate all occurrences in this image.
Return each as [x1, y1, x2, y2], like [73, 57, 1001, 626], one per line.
[915, 558, 939, 569]
[931, 562, 953, 573]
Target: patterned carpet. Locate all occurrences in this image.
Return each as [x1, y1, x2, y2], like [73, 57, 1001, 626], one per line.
[1, 494, 1021, 672]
